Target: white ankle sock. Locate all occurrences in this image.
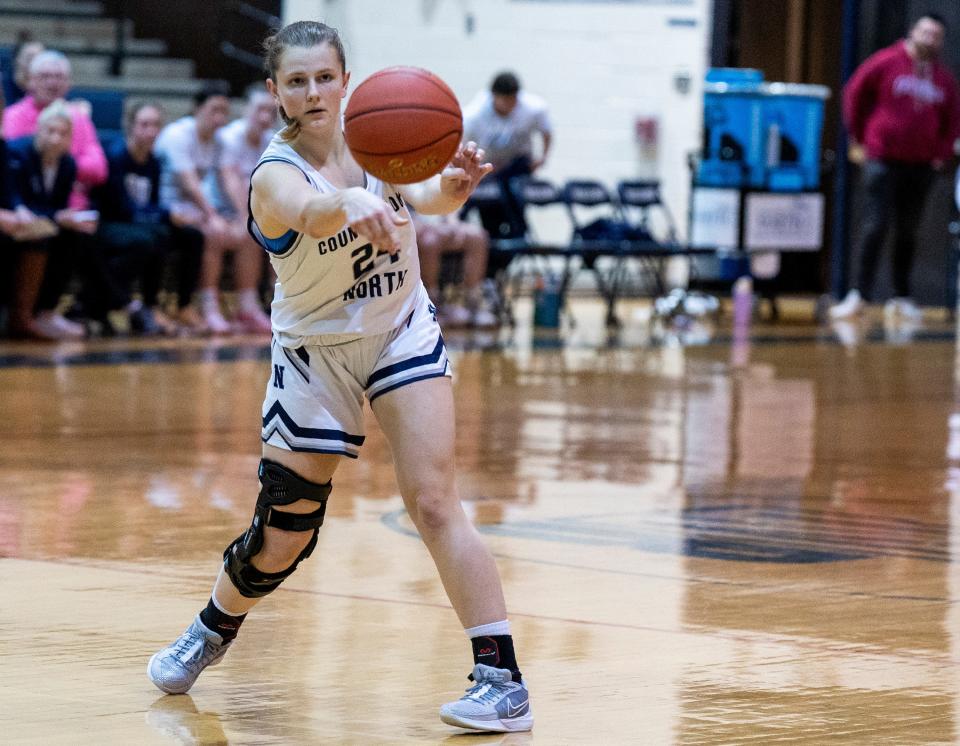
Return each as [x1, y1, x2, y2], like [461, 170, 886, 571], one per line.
[465, 620, 511, 638]
[210, 592, 247, 618]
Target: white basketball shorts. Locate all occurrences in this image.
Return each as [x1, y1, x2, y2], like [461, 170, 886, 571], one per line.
[261, 292, 452, 458]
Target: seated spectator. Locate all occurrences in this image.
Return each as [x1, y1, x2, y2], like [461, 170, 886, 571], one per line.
[463, 71, 552, 243]
[7, 100, 98, 339]
[2, 50, 107, 210]
[413, 212, 498, 328]
[0, 90, 53, 337]
[85, 102, 205, 335]
[2, 40, 44, 106]
[203, 86, 276, 334]
[156, 87, 268, 335]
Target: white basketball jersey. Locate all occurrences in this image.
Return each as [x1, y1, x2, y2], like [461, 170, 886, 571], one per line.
[248, 135, 422, 347]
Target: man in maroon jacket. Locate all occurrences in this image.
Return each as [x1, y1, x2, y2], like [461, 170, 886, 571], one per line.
[832, 12, 960, 322]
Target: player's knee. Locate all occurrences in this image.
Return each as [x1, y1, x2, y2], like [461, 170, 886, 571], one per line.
[223, 460, 331, 598]
[408, 490, 457, 534]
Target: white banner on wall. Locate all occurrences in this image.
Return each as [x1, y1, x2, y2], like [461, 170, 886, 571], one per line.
[690, 187, 740, 249]
[744, 193, 824, 251]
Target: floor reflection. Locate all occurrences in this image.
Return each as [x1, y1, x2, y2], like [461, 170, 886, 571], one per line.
[3, 300, 960, 742]
[146, 696, 230, 746]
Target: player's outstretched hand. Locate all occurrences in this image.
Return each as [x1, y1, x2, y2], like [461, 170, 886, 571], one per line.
[342, 186, 407, 255]
[439, 141, 494, 202]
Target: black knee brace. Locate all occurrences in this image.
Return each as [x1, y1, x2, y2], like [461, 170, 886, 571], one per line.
[223, 459, 332, 598]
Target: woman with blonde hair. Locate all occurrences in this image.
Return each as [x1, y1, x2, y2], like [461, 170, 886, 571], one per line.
[7, 99, 98, 338]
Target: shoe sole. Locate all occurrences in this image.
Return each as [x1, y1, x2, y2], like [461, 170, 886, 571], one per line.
[440, 711, 534, 732]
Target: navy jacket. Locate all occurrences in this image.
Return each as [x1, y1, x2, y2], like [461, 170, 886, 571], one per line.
[7, 135, 76, 218]
[93, 138, 168, 224]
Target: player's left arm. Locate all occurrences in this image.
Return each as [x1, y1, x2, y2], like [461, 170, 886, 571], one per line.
[398, 141, 493, 215]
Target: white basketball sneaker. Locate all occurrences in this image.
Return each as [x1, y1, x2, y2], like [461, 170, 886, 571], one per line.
[884, 297, 923, 322]
[147, 616, 232, 694]
[829, 289, 865, 320]
[440, 664, 533, 732]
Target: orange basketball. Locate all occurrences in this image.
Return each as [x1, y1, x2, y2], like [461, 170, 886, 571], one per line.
[344, 66, 463, 184]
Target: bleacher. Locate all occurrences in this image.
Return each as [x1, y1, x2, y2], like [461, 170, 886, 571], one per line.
[0, 0, 235, 128]
[0, 1, 714, 337]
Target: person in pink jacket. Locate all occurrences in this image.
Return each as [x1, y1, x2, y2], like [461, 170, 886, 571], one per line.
[2, 49, 107, 210]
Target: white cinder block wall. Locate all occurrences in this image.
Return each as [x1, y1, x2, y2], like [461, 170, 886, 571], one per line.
[283, 0, 712, 243]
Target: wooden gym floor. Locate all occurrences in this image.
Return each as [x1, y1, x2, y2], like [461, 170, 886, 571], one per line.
[2, 298, 960, 744]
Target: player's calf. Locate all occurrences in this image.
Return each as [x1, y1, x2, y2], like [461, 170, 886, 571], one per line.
[148, 459, 331, 694]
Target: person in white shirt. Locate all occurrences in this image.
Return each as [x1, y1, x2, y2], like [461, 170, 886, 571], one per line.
[462, 71, 552, 245]
[205, 87, 278, 334]
[157, 87, 258, 334]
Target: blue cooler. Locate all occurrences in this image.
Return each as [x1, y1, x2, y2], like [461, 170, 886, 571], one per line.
[705, 68, 764, 86]
[761, 83, 830, 191]
[699, 68, 766, 188]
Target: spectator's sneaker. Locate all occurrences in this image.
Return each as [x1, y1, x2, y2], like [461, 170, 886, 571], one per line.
[897, 299, 923, 322]
[466, 287, 499, 329]
[829, 289, 864, 320]
[884, 297, 923, 322]
[471, 307, 499, 329]
[202, 308, 232, 336]
[130, 307, 162, 336]
[234, 307, 272, 335]
[9, 317, 60, 341]
[34, 311, 85, 339]
[439, 304, 472, 328]
[147, 615, 232, 694]
[440, 664, 533, 733]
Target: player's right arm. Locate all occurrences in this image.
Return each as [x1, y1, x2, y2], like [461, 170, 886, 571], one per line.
[251, 162, 404, 254]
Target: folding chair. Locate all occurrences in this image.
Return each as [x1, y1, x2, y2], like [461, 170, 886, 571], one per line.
[615, 179, 687, 294]
[503, 177, 574, 324]
[564, 179, 672, 326]
[616, 180, 679, 244]
[564, 179, 624, 266]
[616, 179, 719, 321]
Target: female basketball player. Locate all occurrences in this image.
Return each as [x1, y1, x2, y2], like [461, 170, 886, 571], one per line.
[147, 20, 532, 734]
